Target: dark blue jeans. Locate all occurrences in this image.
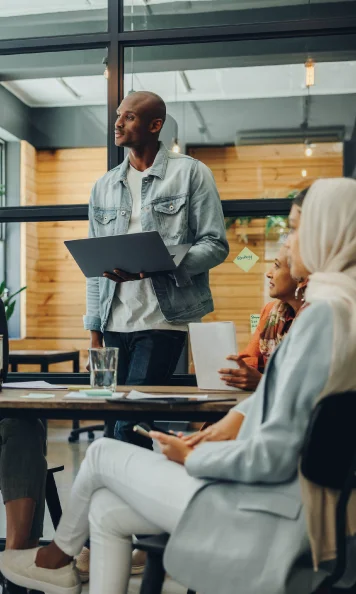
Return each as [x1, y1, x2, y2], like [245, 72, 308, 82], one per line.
[104, 330, 186, 450]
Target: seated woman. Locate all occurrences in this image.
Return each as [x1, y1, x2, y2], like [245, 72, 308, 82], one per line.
[220, 242, 306, 391]
[2, 178, 356, 594]
[0, 300, 47, 572]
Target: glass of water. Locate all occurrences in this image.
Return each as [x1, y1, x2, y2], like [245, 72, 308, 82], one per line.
[89, 347, 119, 393]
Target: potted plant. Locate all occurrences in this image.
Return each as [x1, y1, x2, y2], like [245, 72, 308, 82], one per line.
[0, 282, 27, 321]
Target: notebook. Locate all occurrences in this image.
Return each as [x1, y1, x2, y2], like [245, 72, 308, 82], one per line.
[189, 322, 239, 391]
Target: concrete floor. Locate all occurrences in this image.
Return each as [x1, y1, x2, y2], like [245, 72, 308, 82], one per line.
[0, 422, 187, 594]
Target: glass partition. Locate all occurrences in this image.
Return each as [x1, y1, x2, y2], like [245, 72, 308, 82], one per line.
[0, 0, 108, 40]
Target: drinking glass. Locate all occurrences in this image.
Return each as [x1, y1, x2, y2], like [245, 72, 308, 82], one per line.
[89, 347, 119, 393]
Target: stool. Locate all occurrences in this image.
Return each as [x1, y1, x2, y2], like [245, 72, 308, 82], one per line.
[135, 534, 196, 594]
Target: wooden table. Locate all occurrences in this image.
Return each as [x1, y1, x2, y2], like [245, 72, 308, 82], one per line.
[9, 350, 80, 373]
[0, 386, 249, 430]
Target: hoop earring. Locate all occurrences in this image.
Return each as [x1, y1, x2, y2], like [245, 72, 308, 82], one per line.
[295, 286, 305, 302]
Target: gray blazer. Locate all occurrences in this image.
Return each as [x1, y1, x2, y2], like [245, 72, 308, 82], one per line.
[164, 301, 336, 594]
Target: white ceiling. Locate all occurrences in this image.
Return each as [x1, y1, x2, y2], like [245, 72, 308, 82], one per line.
[0, 0, 107, 17]
[0, 0, 351, 17]
[2, 61, 356, 108]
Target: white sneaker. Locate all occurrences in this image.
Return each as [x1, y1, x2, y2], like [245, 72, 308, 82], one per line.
[0, 548, 81, 594]
[75, 547, 90, 583]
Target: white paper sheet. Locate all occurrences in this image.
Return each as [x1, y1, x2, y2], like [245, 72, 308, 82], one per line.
[189, 322, 239, 391]
[3, 381, 68, 390]
[64, 392, 125, 400]
[125, 390, 208, 400]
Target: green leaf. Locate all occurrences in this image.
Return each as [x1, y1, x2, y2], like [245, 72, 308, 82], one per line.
[5, 301, 15, 321]
[0, 281, 6, 296]
[7, 286, 26, 301]
[225, 217, 238, 230]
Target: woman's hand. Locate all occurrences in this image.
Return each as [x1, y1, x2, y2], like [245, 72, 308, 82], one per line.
[219, 355, 262, 391]
[150, 432, 193, 465]
[181, 410, 245, 448]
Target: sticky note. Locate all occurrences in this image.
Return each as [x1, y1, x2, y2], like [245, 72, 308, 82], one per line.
[234, 247, 259, 272]
[250, 314, 261, 334]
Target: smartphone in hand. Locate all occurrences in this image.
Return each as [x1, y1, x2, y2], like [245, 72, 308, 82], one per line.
[133, 423, 173, 439]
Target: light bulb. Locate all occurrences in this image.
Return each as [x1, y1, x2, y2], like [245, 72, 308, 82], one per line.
[104, 66, 109, 80]
[172, 140, 181, 153]
[305, 59, 315, 87]
[301, 169, 307, 178]
[305, 146, 313, 157]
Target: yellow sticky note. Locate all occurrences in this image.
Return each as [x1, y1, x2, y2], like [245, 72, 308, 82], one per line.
[250, 314, 260, 334]
[234, 247, 259, 272]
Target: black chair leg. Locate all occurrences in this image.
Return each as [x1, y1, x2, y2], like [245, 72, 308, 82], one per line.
[46, 472, 62, 530]
[1, 580, 27, 593]
[139, 552, 166, 594]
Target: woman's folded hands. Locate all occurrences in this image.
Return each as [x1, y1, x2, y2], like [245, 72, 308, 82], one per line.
[150, 410, 245, 465]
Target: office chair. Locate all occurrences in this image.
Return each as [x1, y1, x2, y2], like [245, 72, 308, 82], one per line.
[300, 390, 356, 592]
[135, 390, 356, 594]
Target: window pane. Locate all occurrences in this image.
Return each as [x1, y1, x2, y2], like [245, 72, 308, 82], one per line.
[187, 215, 288, 372]
[8, 217, 90, 372]
[188, 144, 343, 198]
[0, 49, 108, 198]
[124, 37, 356, 196]
[124, 0, 356, 31]
[0, 140, 4, 204]
[0, 0, 107, 40]
[6, 142, 106, 364]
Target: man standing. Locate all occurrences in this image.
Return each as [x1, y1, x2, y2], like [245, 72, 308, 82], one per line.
[84, 91, 229, 448]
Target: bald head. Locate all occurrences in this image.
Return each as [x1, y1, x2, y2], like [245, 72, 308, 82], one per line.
[115, 91, 167, 149]
[125, 91, 166, 123]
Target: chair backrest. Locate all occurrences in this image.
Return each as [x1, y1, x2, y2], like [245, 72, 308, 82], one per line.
[0, 299, 9, 381]
[300, 391, 356, 490]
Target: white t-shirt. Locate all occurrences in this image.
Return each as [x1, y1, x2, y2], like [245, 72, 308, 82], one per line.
[106, 164, 187, 333]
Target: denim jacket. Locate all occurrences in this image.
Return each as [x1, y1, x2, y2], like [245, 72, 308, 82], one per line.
[83, 143, 229, 332]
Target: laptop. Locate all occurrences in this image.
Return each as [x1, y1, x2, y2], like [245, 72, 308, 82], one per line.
[64, 231, 192, 278]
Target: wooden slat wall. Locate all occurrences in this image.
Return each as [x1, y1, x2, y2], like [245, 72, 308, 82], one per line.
[188, 143, 343, 366]
[10, 147, 107, 372]
[189, 143, 343, 199]
[19, 141, 37, 340]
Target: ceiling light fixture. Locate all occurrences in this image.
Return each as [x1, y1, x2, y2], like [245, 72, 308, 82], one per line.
[305, 59, 315, 87]
[301, 169, 308, 178]
[172, 138, 181, 153]
[102, 55, 109, 80]
[304, 143, 313, 157]
[172, 72, 181, 153]
[179, 71, 193, 93]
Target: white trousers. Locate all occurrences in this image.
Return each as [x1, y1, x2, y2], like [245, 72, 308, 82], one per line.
[54, 437, 205, 594]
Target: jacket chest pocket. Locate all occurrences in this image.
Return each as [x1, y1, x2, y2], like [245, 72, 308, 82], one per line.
[153, 195, 187, 240]
[93, 208, 120, 235]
